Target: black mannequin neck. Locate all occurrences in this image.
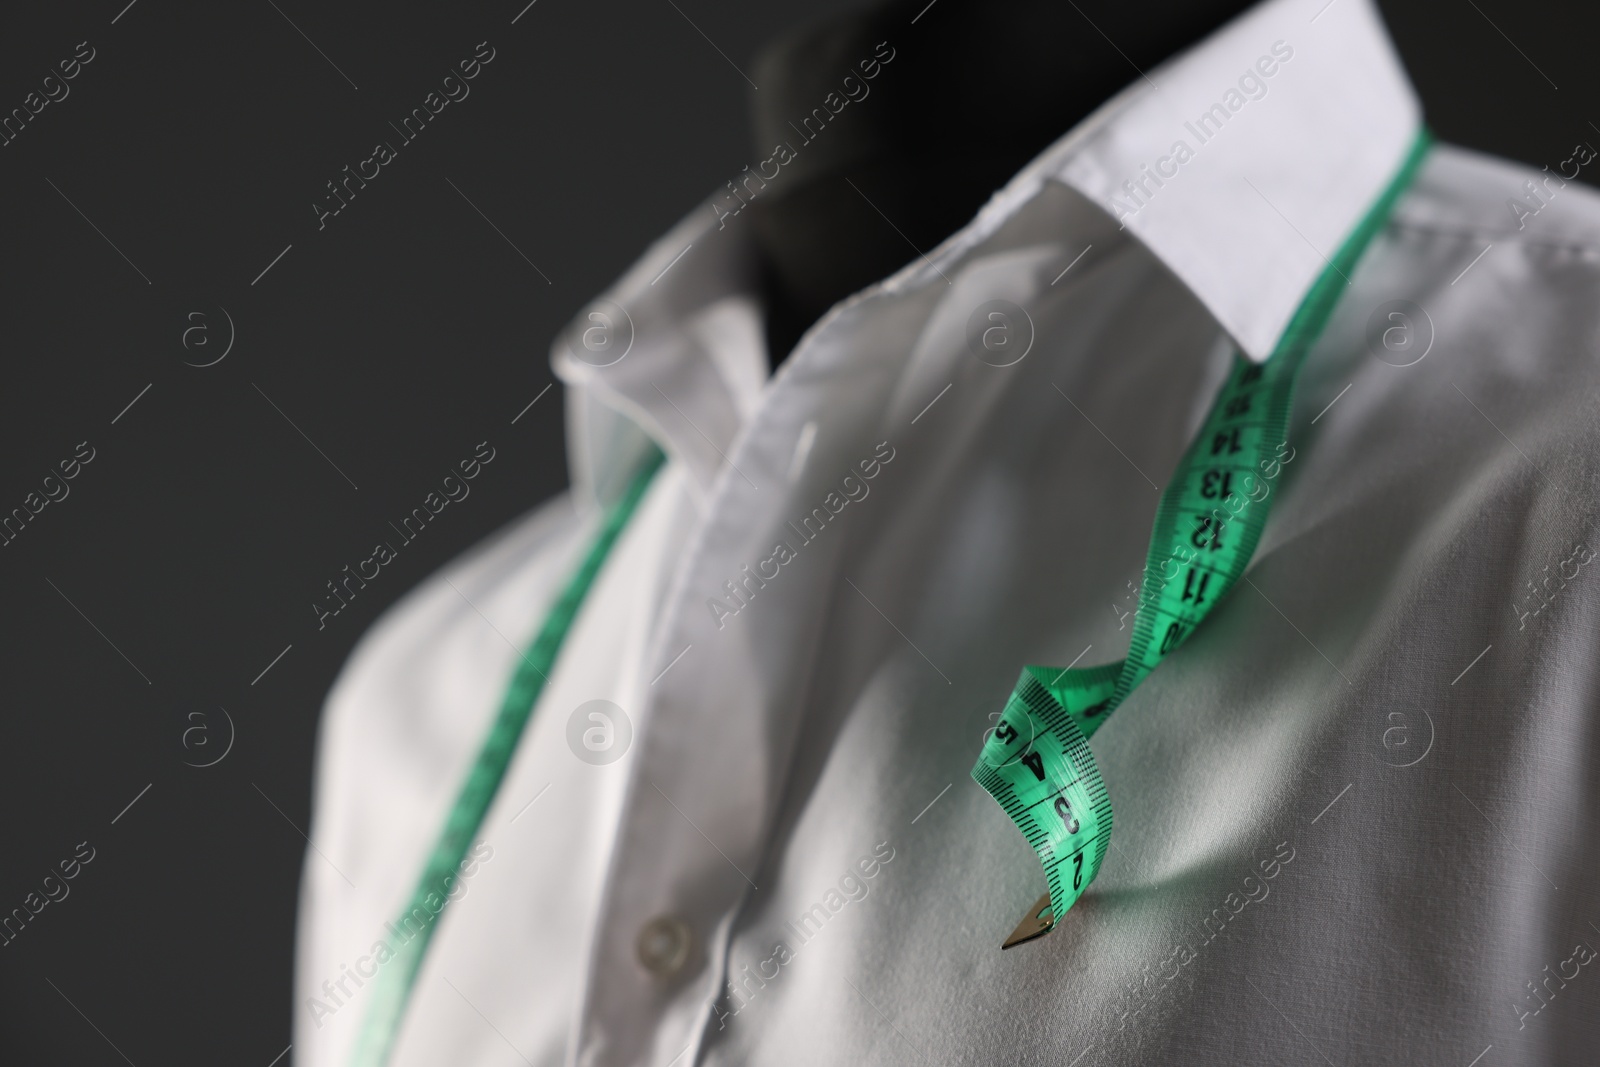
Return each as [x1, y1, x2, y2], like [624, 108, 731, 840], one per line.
[748, 0, 1257, 369]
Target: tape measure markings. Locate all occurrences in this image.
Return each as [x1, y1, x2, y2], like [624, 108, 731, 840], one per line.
[971, 130, 1434, 943]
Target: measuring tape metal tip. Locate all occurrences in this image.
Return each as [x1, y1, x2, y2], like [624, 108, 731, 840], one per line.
[1001, 892, 1056, 949]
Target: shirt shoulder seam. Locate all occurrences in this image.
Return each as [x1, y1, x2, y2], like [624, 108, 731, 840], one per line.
[1387, 216, 1600, 258]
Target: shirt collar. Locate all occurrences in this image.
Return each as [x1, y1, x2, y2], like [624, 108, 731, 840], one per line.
[1045, 0, 1421, 360]
[552, 196, 768, 507]
[551, 0, 1420, 502]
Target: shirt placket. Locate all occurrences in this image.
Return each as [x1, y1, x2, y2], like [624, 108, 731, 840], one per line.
[569, 294, 918, 1066]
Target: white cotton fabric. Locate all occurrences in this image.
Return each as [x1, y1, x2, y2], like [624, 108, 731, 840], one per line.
[294, 0, 1600, 1064]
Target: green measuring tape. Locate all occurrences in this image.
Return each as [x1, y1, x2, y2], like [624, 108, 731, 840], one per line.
[973, 130, 1433, 946]
[349, 446, 664, 1067]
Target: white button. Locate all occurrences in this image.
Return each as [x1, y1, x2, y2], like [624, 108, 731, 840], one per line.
[635, 915, 693, 978]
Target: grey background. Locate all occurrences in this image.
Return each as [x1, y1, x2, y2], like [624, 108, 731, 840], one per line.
[0, 0, 1591, 1063]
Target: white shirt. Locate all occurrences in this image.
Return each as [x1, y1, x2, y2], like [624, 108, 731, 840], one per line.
[295, 0, 1600, 1064]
